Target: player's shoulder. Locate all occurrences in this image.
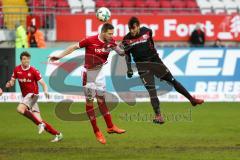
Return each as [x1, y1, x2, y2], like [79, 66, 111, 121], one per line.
[123, 32, 131, 40]
[141, 26, 151, 32]
[14, 65, 21, 71]
[29, 66, 39, 72]
[85, 35, 98, 41]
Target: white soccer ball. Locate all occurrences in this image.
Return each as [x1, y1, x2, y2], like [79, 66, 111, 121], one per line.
[96, 7, 111, 22]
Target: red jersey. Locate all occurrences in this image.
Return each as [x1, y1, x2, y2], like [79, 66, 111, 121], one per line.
[11, 65, 42, 97]
[79, 35, 116, 69]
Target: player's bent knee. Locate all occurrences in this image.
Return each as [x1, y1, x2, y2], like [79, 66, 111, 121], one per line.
[86, 98, 94, 105]
[17, 104, 28, 114]
[96, 96, 104, 103]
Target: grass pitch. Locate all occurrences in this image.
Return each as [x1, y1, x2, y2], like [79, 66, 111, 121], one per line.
[0, 102, 239, 160]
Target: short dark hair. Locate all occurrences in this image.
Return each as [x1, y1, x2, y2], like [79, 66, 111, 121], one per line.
[128, 17, 140, 29]
[101, 23, 114, 33]
[20, 51, 31, 60]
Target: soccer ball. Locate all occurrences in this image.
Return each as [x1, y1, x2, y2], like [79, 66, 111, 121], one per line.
[96, 7, 111, 22]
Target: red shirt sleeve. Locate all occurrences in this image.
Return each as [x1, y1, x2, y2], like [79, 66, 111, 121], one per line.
[79, 38, 89, 48]
[33, 68, 42, 81]
[11, 68, 18, 79]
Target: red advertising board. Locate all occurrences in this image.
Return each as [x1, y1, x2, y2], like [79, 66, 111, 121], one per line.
[56, 14, 240, 41]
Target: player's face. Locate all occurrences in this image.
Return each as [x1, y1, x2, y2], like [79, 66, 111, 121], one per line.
[103, 29, 114, 42]
[21, 56, 30, 67]
[129, 24, 140, 37]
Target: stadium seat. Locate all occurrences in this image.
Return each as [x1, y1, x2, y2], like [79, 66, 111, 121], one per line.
[108, 0, 123, 14]
[95, 0, 107, 8]
[171, 0, 186, 12]
[68, 0, 83, 14]
[222, 0, 238, 15]
[135, 0, 146, 8]
[209, 0, 225, 14]
[108, 0, 122, 8]
[46, 0, 56, 8]
[82, 0, 95, 13]
[186, 0, 198, 8]
[235, 0, 240, 14]
[122, 0, 135, 8]
[196, 0, 212, 14]
[57, 0, 69, 7]
[160, 0, 172, 8]
[146, 0, 160, 8]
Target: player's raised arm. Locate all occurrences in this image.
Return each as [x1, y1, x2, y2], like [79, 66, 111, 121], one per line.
[114, 45, 125, 56]
[49, 43, 79, 62]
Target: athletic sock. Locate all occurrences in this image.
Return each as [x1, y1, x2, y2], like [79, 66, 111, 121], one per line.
[42, 121, 60, 135]
[161, 73, 193, 102]
[23, 109, 41, 125]
[173, 80, 193, 102]
[150, 97, 160, 115]
[147, 89, 161, 115]
[86, 103, 99, 133]
[97, 97, 114, 128]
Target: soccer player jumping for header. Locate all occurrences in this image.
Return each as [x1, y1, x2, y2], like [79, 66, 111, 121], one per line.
[122, 17, 204, 124]
[49, 23, 126, 144]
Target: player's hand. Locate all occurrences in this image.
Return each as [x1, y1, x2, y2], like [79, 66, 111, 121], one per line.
[104, 42, 117, 52]
[5, 81, 14, 88]
[48, 56, 60, 62]
[118, 42, 125, 50]
[0, 88, 3, 96]
[127, 69, 133, 78]
[44, 92, 50, 99]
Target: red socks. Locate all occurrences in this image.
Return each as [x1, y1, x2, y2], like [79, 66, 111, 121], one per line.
[86, 97, 114, 133]
[23, 109, 59, 135]
[42, 121, 60, 135]
[23, 109, 41, 125]
[97, 97, 114, 128]
[86, 103, 99, 133]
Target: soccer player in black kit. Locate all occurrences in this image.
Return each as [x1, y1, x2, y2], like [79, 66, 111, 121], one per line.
[122, 17, 204, 124]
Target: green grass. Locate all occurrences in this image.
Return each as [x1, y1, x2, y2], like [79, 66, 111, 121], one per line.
[0, 102, 240, 160]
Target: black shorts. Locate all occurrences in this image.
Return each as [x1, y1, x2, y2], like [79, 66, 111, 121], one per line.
[136, 57, 170, 89]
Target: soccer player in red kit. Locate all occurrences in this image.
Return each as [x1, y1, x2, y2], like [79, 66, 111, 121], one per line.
[49, 23, 125, 144]
[6, 51, 63, 142]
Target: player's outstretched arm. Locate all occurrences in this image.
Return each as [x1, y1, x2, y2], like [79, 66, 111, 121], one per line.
[49, 43, 79, 62]
[113, 44, 125, 56]
[38, 79, 49, 99]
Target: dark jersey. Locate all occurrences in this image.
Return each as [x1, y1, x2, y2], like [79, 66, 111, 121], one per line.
[123, 27, 158, 62]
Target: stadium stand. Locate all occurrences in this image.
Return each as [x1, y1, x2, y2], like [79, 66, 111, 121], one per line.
[94, 0, 200, 14]
[197, 0, 240, 15]
[2, 0, 28, 29]
[0, 0, 240, 48]
[81, 0, 95, 13]
[68, 0, 82, 14]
